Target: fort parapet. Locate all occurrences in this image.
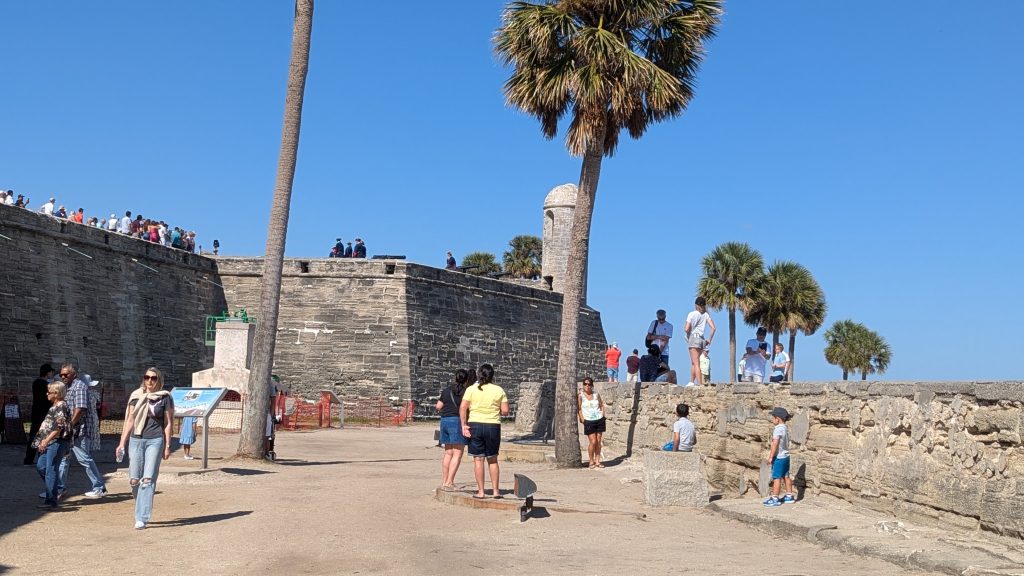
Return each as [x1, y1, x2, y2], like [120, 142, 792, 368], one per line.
[0, 204, 606, 414]
[215, 257, 606, 414]
[594, 380, 1024, 539]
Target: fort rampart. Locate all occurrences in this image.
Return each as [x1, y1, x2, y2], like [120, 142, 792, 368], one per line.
[0, 205, 606, 415]
[594, 380, 1024, 538]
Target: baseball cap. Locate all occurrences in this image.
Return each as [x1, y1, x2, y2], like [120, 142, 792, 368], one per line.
[770, 407, 790, 420]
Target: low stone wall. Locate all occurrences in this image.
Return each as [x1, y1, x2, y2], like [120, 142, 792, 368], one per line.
[592, 381, 1024, 539]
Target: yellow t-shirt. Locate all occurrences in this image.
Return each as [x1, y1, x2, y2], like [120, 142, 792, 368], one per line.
[463, 383, 508, 424]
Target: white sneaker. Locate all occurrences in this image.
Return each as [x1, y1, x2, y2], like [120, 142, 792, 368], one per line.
[685, 382, 696, 387]
[183, 455, 195, 460]
[83, 488, 108, 499]
[134, 521, 146, 530]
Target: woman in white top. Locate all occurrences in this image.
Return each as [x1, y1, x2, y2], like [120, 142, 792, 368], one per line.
[577, 377, 606, 469]
[685, 296, 716, 386]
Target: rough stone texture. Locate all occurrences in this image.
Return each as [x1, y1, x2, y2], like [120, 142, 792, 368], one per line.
[593, 381, 1024, 539]
[514, 381, 555, 437]
[643, 450, 710, 507]
[214, 258, 606, 415]
[541, 183, 576, 294]
[0, 205, 223, 410]
[0, 206, 606, 419]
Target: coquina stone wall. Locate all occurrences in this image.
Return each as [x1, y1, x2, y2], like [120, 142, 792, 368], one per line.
[0, 204, 224, 408]
[214, 258, 606, 414]
[595, 380, 1024, 539]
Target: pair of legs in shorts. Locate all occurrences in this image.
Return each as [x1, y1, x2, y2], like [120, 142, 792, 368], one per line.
[438, 416, 465, 490]
[468, 423, 501, 498]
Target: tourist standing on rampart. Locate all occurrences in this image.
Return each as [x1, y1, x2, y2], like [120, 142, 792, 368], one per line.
[353, 238, 367, 258]
[626, 349, 640, 383]
[344, 242, 353, 257]
[23, 363, 54, 466]
[700, 349, 711, 384]
[117, 367, 174, 529]
[684, 296, 716, 387]
[459, 364, 509, 499]
[32, 381, 71, 509]
[770, 343, 789, 383]
[57, 364, 107, 499]
[577, 377, 605, 468]
[743, 327, 769, 383]
[604, 343, 621, 382]
[436, 369, 470, 491]
[39, 197, 55, 215]
[646, 310, 674, 366]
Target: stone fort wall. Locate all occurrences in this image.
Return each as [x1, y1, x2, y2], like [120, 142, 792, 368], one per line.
[594, 380, 1024, 539]
[214, 258, 607, 414]
[0, 204, 224, 408]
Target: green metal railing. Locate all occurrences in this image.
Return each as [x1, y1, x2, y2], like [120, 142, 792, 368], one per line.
[204, 309, 255, 346]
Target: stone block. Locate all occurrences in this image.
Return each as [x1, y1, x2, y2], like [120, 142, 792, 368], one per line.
[791, 411, 810, 444]
[916, 381, 976, 396]
[733, 383, 763, 395]
[790, 382, 827, 395]
[968, 407, 1018, 435]
[975, 382, 1024, 402]
[643, 451, 709, 507]
[868, 382, 915, 397]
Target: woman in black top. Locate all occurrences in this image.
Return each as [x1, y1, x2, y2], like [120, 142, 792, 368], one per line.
[116, 367, 173, 530]
[435, 369, 469, 491]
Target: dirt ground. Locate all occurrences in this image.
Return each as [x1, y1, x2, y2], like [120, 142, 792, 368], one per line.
[0, 425, 935, 575]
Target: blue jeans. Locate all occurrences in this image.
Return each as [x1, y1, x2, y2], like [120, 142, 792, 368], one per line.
[129, 436, 165, 524]
[58, 435, 106, 493]
[36, 441, 68, 505]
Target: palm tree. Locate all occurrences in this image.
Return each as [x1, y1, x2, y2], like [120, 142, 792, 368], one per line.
[745, 261, 826, 381]
[461, 252, 502, 276]
[823, 320, 890, 380]
[503, 235, 542, 278]
[238, 0, 314, 458]
[698, 242, 764, 383]
[496, 0, 722, 468]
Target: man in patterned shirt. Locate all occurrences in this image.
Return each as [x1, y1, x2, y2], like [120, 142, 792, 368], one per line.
[57, 363, 107, 499]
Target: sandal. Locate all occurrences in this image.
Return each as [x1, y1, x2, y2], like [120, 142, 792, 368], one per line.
[596, 463, 605, 469]
[472, 494, 488, 500]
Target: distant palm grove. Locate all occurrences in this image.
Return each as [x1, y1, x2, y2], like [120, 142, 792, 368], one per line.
[697, 241, 891, 382]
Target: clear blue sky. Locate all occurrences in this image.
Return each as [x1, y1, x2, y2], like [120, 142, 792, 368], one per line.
[3, 2, 1021, 382]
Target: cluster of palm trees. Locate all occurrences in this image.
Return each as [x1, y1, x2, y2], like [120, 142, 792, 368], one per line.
[697, 242, 827, 382]
[823, 320, 892, 380]
[461, 235, 542, 278]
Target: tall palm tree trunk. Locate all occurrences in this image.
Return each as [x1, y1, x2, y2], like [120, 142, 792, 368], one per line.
[237, 0, 313, 458]
[728, 308, 737, 382]
[553, 124, 604, 469]
[787, 330, 796, 381]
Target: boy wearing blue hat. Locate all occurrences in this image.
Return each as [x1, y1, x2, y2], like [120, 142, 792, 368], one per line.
[764, 407, 795, 507]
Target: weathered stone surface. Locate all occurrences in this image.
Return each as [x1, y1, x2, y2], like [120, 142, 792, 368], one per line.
[791, 411, 810, 444]
[598, 382, 1024, 539]
[643, 451, 709, 507]
[975, 382, 1024, 402]
[514, 381, 555, 436]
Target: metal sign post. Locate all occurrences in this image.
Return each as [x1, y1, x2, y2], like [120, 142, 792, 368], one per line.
[170, 387, 228, 469]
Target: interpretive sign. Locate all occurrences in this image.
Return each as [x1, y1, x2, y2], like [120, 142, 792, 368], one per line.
[169, 387, 228, 469]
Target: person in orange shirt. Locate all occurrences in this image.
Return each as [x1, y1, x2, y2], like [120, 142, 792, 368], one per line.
[604, 343, 622, 382]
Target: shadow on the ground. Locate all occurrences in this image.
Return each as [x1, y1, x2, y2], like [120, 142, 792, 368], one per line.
[148, 510, 253, 527]
[220, 467, 275, 476]
[69, 493, 135, 506]
[600, 455, 628, 468]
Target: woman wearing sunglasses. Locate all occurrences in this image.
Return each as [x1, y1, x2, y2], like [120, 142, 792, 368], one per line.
[116, 367, 174, 529]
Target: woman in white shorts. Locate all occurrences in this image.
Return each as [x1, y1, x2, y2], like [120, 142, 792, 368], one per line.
[685, 297, 716, 386]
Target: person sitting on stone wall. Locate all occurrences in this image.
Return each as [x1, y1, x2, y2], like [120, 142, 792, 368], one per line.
[638, 344, 662, 383]
[654, 362, 677, 384]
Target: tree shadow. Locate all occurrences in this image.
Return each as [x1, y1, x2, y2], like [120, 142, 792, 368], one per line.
[148, 510, 253, 527]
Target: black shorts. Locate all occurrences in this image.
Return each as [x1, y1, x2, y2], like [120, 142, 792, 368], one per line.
[468, 423, 501, 458]
[583, 417, 606, 435]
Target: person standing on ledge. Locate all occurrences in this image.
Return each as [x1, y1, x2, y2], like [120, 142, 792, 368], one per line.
[459, 364, 509, 499]
[684, 296, 715, 387]
[604, 342, 621, 382]
[353, 238, 367, 258]
[646, 309, 674, 367]
[626, 349, 640, 384]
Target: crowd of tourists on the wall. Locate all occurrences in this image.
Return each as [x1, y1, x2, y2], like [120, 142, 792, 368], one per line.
[25, 361, 199, 529]
[0, 190, 203, 253]
[327, 237, 367, 258]
[605, 298, 791, 388]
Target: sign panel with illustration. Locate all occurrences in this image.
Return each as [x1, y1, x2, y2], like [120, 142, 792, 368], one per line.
[171, 387, 228, 418]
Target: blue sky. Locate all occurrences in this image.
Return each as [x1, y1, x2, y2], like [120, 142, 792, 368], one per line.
[2, 2, 1021, 382]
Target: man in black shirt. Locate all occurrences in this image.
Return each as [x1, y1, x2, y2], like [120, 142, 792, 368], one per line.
[23, 363, 54, 465]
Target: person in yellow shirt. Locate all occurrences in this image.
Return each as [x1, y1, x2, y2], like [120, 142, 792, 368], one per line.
[459, 364, 509, 499]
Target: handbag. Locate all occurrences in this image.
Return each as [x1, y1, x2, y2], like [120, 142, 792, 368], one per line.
[644, 320, 657, 348]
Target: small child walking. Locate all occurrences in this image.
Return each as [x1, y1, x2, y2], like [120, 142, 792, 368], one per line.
[764, 407, 795, 506]
[179, 416, 197, 460]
